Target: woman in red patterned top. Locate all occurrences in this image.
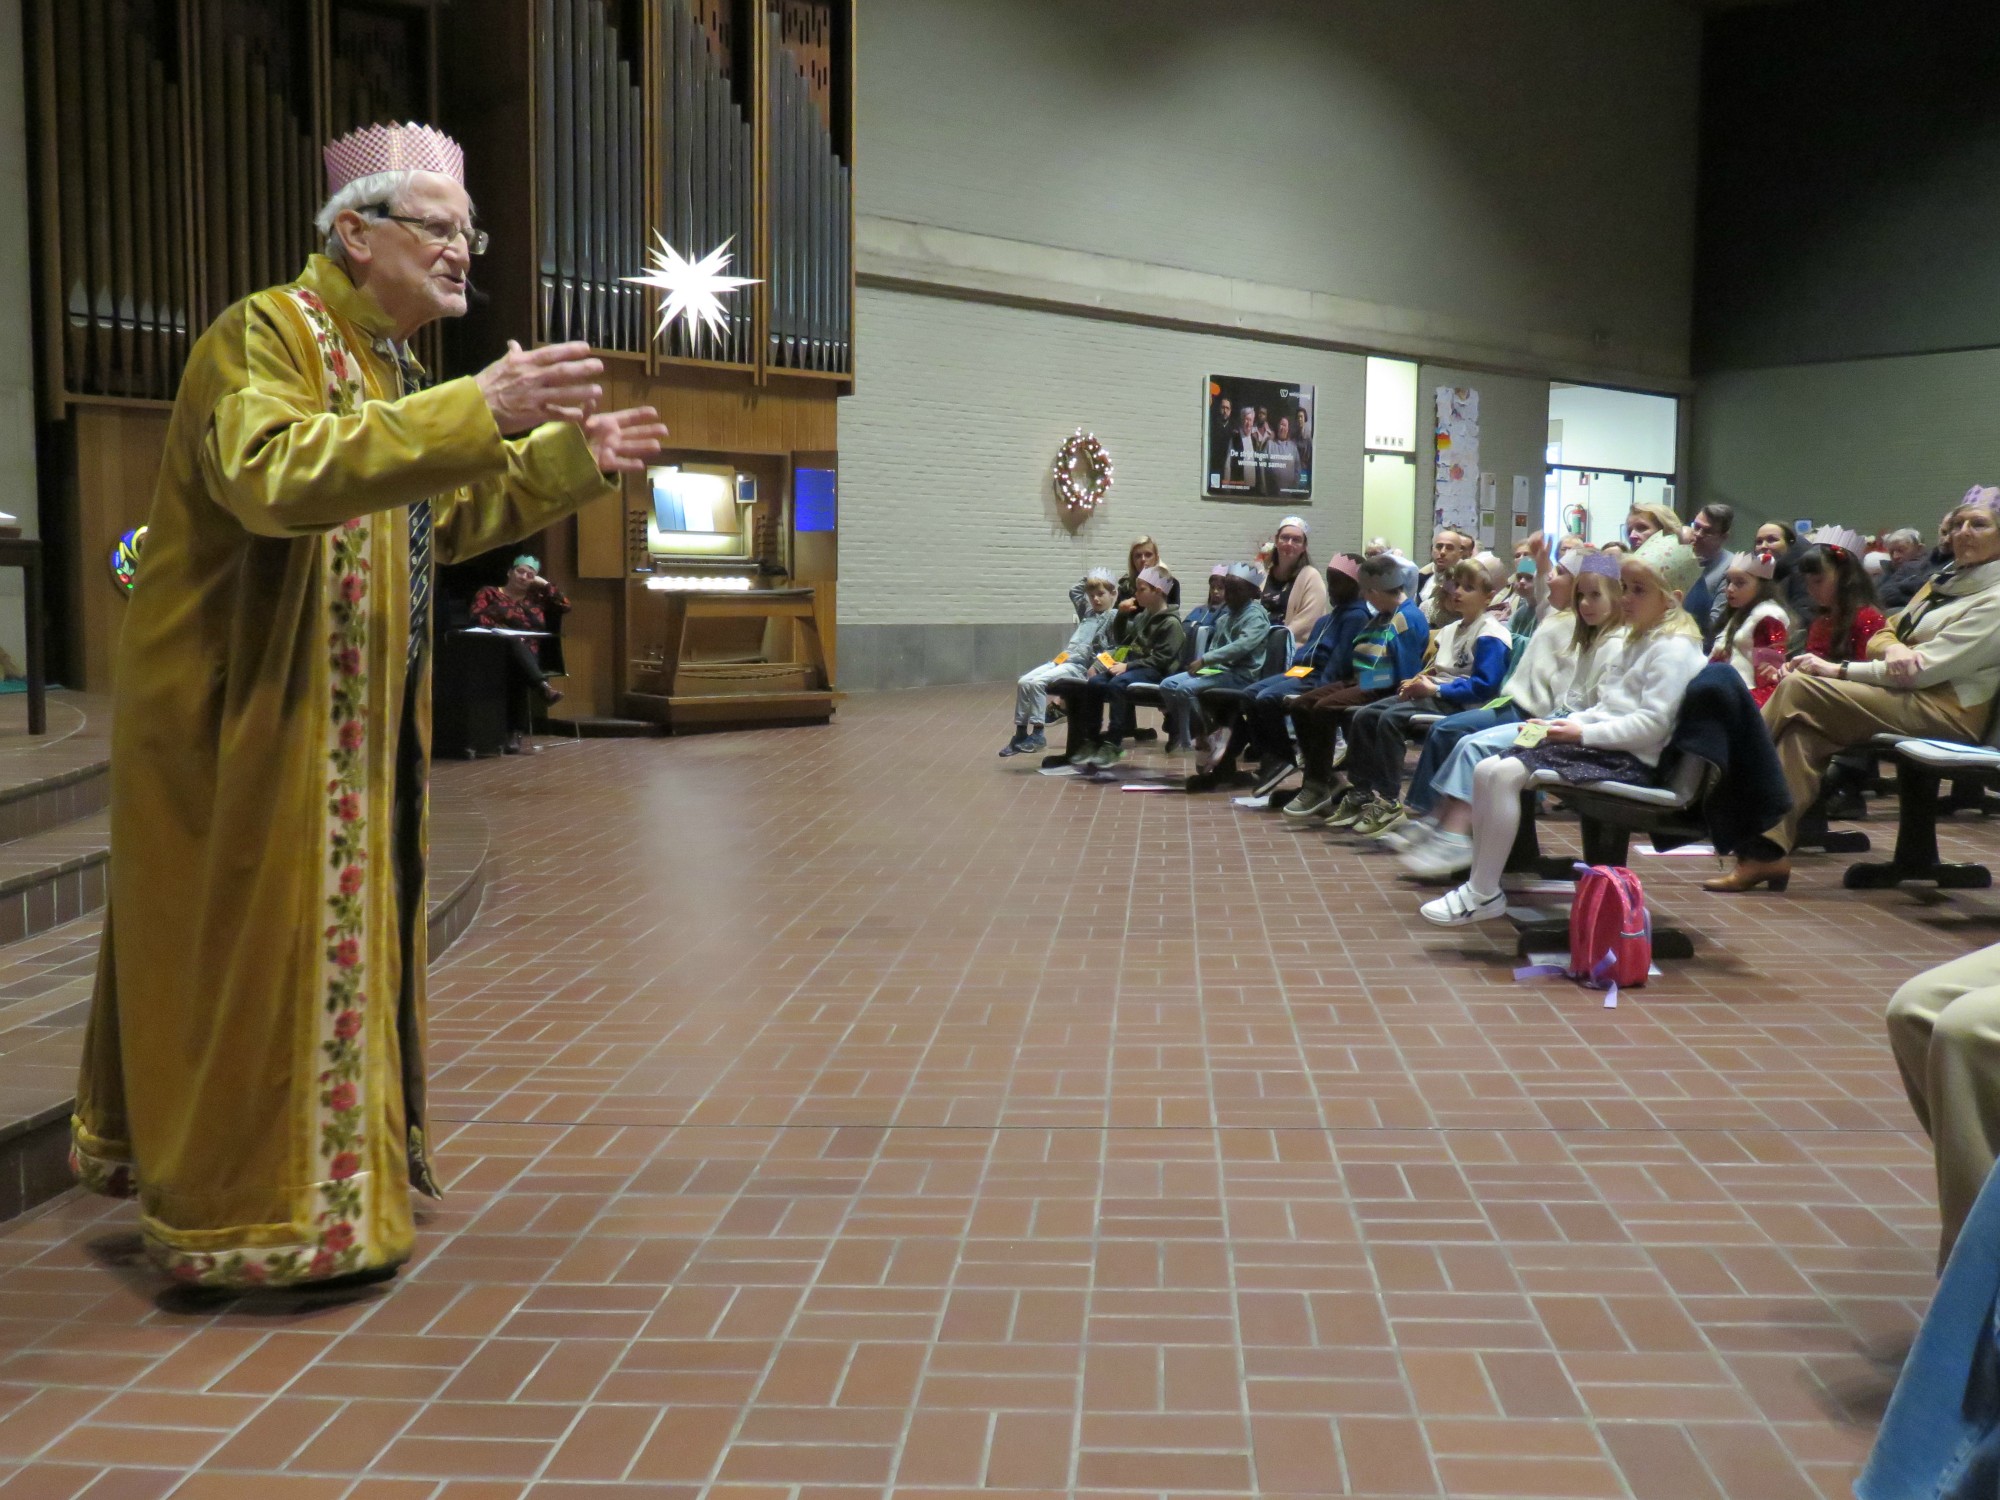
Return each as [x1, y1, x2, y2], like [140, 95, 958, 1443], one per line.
[471, 555, 569, 749]
[1794, 532, 1887, 665]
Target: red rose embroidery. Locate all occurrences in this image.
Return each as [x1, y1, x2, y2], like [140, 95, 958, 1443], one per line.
[335, 647, 363, 678]
[331, 938, 360, 969]
[335, 794, 362, 823]
[328, 1082, 357, 1113]
[338, 865, 364, 896]
[240, 1261, 268, 1284]
[340, 573, 367, 603]
[330, 1152, 360, 1180]
[339, 719, 365, 751]
[333, 1010, 363, 1040]
[343, 518, 363, 533]
[309, 1250, 337, 1278]
[322, 1223, 356, 1254]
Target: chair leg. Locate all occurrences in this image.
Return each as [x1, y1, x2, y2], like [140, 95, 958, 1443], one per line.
[1796, 799, 1871, 856]
[1580, 819, 1632, 869]
[1845, 763, 1993, 890]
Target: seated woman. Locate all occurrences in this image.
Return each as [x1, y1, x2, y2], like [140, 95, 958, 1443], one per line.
[1625, 501, 1683, 550]
[470, 555, 568, 753]
[1708, 487, 2000, 894]
[1262, 516, 1330, 646]
[1390, 547, 1625, 867]
[1708, 551, 1792, 707]
[1416, 535, 1707, 925]
[1158, 563, 1271, 765]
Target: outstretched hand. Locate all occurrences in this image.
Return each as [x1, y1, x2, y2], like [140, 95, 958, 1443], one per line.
[476, 340, 605, 434]
[580, 407, 670, 473]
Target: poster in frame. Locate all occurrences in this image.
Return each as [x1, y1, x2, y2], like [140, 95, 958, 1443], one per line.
[1203, 375, 1315, 502]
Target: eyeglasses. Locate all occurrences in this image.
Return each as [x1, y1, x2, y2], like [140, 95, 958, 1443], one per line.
[367, 210, 489, 256]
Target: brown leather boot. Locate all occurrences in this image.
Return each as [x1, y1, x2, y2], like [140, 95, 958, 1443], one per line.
[1702, 858, 1792, 894]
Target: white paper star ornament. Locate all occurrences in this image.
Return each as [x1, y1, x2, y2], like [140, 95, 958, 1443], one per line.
[623, 233, 760, 350]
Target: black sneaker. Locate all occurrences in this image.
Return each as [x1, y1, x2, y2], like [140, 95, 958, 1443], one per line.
[1019, 730, 1047, 753]
[998, 731, 1030, 757]
[1252, 759, 1297, 798]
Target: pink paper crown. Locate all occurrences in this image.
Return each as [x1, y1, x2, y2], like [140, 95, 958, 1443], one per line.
[323, 123, 465, 195]
[1733, 549, 1776, 581]
[1810, 525, 1867, 561]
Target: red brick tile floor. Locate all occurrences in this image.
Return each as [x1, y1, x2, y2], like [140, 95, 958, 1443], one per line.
[1, 683, 1990, 1497]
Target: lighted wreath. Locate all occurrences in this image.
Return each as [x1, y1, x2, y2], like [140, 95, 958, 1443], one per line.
[1053, 429, 1114, 514]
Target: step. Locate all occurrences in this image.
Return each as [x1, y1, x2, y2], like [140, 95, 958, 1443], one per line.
[0, 782, 492, 1225]
[0, 811, 109, 944]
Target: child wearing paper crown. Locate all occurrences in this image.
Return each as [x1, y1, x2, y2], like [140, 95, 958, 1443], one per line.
[1710, 550, 1793, 707]
[1418, 534, 1708, 927]
[1001, 568, 1119, 757]
[1389, 546, 1626, 875]
[1283, 555, 1430, 820]
[1050, 566, 1188, 770]
[1323, 553, 1512, 839]
[1793, 527, 1886, 666]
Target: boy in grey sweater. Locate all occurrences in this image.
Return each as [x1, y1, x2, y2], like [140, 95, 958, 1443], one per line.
[1002, 569, 1119, 756]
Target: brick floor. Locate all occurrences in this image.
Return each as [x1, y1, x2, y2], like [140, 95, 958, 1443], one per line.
[0, 683, 1985, 1497]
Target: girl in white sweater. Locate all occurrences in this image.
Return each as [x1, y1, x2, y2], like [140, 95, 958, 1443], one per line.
[1418, 535, 1709, 926]
[1392, 547, 1626, 875]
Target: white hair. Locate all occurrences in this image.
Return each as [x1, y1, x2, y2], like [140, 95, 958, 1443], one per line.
[314, 171, 420, 258]
[1883, 527, 1923, 550]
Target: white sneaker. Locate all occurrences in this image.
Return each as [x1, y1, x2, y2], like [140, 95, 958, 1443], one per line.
[1376, 818, 1436, 852]
[1401, 831, 1474, 880]
[1420, 883, 1507, 926]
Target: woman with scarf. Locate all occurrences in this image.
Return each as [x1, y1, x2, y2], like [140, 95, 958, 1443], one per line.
[1707, 485, 2000, 893]
[1261, 515, 1329, 645]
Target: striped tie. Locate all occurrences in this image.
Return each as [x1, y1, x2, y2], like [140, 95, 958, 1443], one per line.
[383, 342, 434, 668]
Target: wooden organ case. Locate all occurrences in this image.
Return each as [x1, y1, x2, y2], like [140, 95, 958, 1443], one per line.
[23, 0, 852, 733]
[441, 0, 851, 731]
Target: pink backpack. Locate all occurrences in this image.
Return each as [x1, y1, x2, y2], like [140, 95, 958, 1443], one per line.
[1568, 865, 1651, 990]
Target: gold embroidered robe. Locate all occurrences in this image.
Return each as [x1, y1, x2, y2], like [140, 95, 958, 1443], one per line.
[73, 255, 617, 1286]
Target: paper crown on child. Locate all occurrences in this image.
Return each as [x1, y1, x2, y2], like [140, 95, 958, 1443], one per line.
[1328, 555, 1362, 582]
[512, 555, 540, 572]
[1278, 514, 1309, 536]
[1731, 549, 1777, 580]
[1225, 561, 1265, 585]
[1809, 525, 1867, 561]
[324, 122, 466, 195]
[1629, 532, 1703, 594]
[1084, 566, 1117, 585]
[1963, 485, 2000, 514]
[1135, 565, 1174, 593]
[1563, 548, 1622, 581]
[1209, 563, 1229, 578]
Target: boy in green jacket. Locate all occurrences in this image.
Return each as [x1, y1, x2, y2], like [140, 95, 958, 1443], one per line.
[1048, 567, 1188, 769]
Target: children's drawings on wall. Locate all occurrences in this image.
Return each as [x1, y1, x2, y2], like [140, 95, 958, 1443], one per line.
[1435, 387, 1480, 534]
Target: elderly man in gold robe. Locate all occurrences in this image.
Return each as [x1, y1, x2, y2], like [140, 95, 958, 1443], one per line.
[70, 124, 669, 1289]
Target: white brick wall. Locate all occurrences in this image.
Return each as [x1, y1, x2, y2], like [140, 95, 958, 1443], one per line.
[842, 287, 1365, 626]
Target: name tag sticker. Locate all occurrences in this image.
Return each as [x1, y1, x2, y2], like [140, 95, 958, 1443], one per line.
[1513, 722, 1549, 749]
[1053, 652, 1070, 665]
[1097, 652, 1118, 669]
[1285, 665, 1312, 678]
